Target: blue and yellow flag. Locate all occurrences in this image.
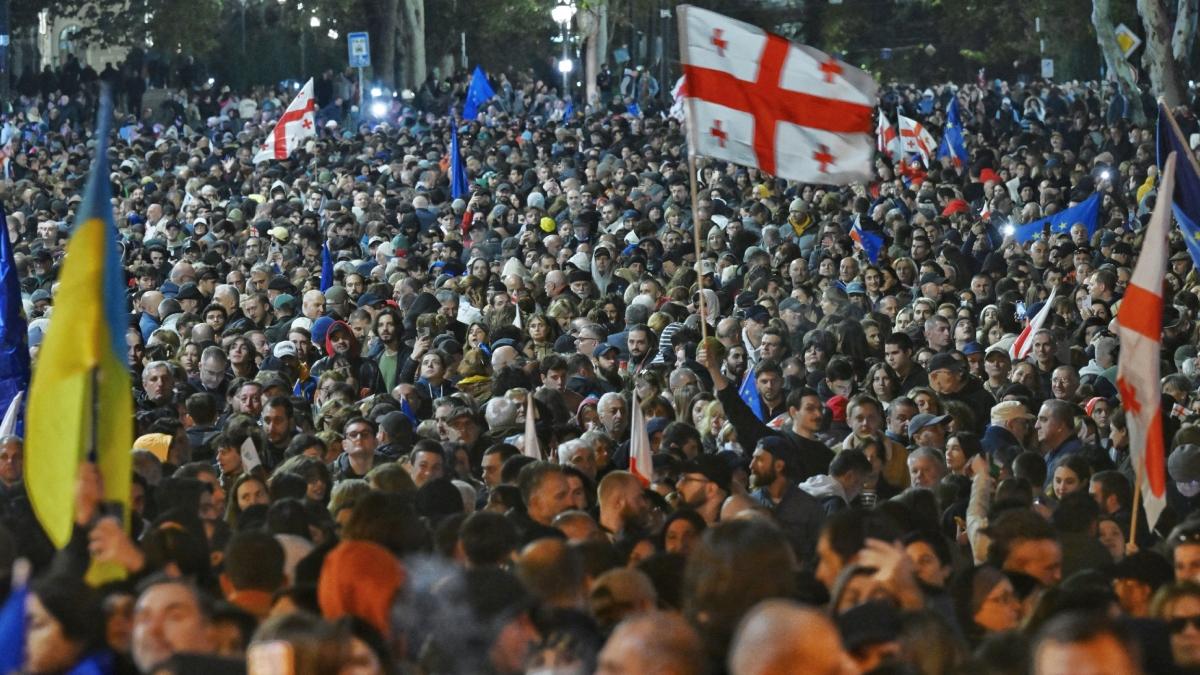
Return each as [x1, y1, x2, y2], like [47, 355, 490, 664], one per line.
[25, 89, 132, 581]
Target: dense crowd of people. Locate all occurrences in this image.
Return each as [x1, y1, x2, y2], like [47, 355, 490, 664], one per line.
[3, 53, 1200, 675]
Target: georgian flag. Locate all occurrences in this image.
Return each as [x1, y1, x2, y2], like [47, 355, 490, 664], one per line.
[629, 388, 654, 487]
[1116, 152, 1175, 530]
[254, 79, 316, 164]
[677, 5, 877, 185]
[897, 114, 938, 165]
[877, 112, 899, 159]
[1009, 285, 1057, 361]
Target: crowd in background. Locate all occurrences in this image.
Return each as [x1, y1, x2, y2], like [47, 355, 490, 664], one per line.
[2, 55, 1200, 674]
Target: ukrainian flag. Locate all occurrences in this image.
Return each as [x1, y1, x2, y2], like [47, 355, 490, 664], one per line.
[25, 89, 132, 582]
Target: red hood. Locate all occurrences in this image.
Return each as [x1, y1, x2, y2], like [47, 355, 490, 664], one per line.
[324, 319, 360, 357]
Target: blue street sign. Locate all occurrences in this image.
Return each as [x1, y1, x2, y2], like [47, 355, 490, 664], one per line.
[348, 32, 371, 68]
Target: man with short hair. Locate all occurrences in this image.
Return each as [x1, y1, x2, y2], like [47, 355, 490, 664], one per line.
[260, 395, 295, 469]
[221, 530, 285, 620]
[597, 611, 706, 675]
[138, 361, 175, 412]
[512, 461, 573, 543]
[131, 577, 217, 671]
[0, 437, 22, 494]
[332, 417, 383, 481]
[1031, 612, 1143, 675]
[675, 455, 731, 524]
[597, 392, 629, 439]
[924, 315, 952, 352]
[409, 443, 445, 487]
[557, 440, 598, 480]
[926, 353, 994, 433]
[906, 447, 948, 488]
[728, 600, 858, 675]
[987, 508, 1063, 586]
[800, 449, 871, 515]
[750, 436, 825, 564]
[908, 412, 950, 451]
[884, 333, 928, 391]
[1036, 399, 1082, 477]
[597, 470, 651, 540]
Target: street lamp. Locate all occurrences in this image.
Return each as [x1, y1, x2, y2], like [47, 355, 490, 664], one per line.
[551, 2, 576, 97]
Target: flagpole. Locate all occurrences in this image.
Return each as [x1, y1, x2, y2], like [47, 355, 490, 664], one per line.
[677, 7, 709, 343]
[687, 153, 708, 342]
[1129, 466, 1142, 545]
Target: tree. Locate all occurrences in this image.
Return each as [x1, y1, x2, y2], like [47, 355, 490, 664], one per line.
[1138, 0, 1187, 106]
[1092, 0, 1146, 124]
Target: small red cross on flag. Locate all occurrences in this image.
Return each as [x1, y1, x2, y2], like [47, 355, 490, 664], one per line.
[254, 78, 318, 164]
[710, 120, 728, 147]
[678, 4, 876, 184]
[711, 28, 728, 56]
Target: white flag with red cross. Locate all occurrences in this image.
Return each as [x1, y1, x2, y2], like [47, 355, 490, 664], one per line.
[897, 114, 938, 165]
[1116, 152, 1175, 531]
[877, 113, 899, 159]
[677, 5, 877, 185]
[254, 79, 317, 164]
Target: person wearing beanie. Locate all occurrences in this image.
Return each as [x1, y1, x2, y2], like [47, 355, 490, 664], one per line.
[318, 539, 406, 638]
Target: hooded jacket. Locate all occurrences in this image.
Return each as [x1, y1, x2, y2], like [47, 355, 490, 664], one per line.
[310, 320, 385, 395]
[799, 474, 851, 515]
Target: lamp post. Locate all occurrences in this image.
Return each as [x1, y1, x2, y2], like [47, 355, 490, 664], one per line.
[551, 2, 576, 98]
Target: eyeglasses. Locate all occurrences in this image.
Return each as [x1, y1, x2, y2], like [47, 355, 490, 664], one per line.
[677, 475, 710, 486]
[1169, 615, 1200, 633]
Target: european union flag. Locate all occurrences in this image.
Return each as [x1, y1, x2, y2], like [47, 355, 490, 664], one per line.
[0, 207, 29, 435]
[739, 367, 764, 422]
[463, 66, 495, 120]
[1011, 192, 1101, 243]
[320, 242, 334, 292]
[850, 217, 883, 265]
[937, 96, 968, 170]
[450, 123, 469, 200]
[0, 572, 27, 671]
[1157, 103, 1200, 268]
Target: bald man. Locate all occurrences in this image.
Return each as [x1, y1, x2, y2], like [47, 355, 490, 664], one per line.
[301, 289, 327, 320]
[597, 612, 706, 675]
[598, 471, 651, 540]
[729, 599, 858, 675]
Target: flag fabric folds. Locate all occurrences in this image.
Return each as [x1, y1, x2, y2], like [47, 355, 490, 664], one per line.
[1116, 152, 1175, 531]
[320, 242, 335, 292]
[677, 4, 877, 184]
[1157, 103, 1200, 269]
[1010, 285, 1057, 361]
[523, 393, 541, 459]
[850, 216, 883, 265]
[1010, 192, 1102, 243]
[876, 113, 899, 160]
[739, 367, 765, 422]
[25, 90, 134, 565]
[253, 79, 316, 164]
[0, 560, 30, 671]
[897, 114, 937, 165]
[450, 124, 469, 201]
[629, 389, 654, 486]
[937, 96, 968, 169]
[463, 66, 496, 120]
[0, 207, 30, 434]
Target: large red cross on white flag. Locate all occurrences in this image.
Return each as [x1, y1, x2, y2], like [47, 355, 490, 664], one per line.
[254, 78, 317, 164]
[1116, 152, 1175, 531]
[677, 5, 877, 184]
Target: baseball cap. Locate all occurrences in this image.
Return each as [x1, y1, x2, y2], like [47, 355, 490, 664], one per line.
[756, 436, 796, 471]
[272, 341, 297, 359]
[272, 293, 297, 311]
[961, 342, 984, 356]
[680, 455, 732, 493]
[908, 413, 951, 435]
[593, 343, 619, 359]
[744, 305, 771, 324]
[985, 344, 1012, 360]
[990, 401, 1033, 423]
[927, 353, 965, 374]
